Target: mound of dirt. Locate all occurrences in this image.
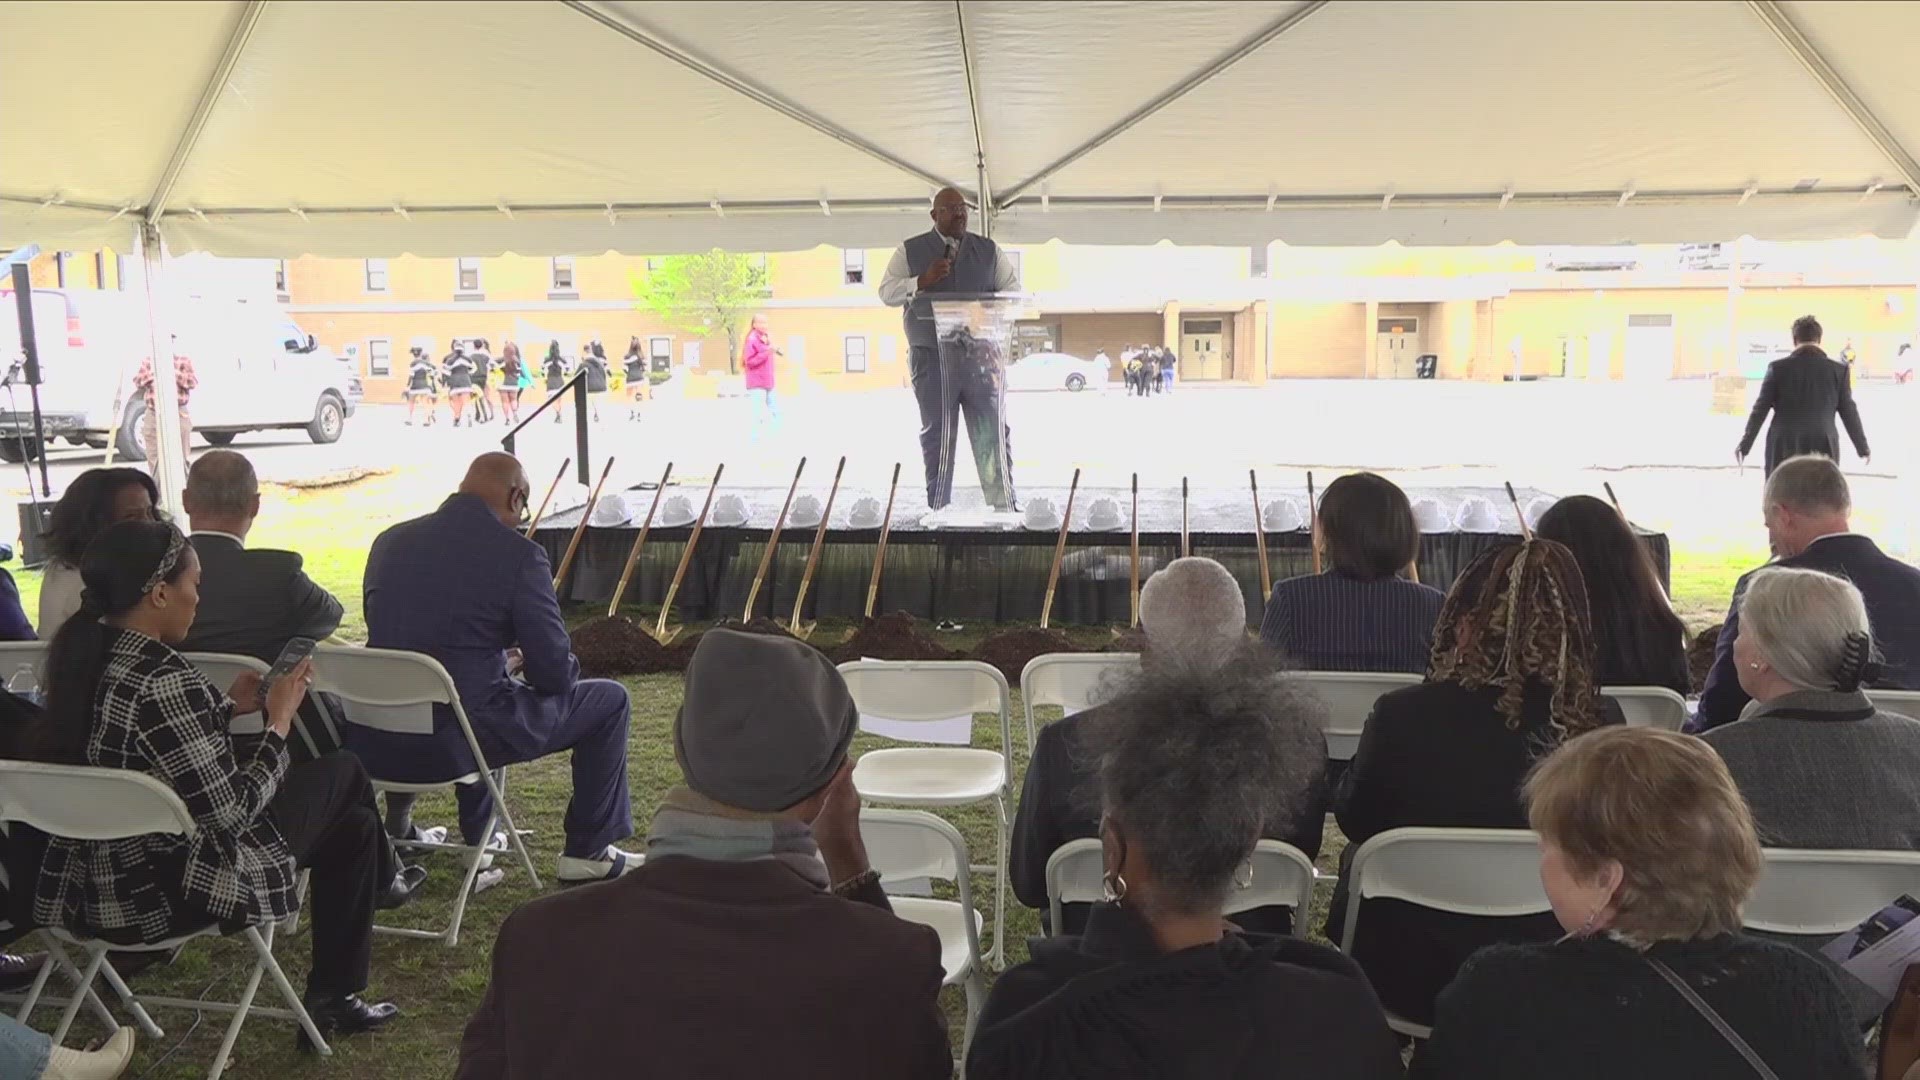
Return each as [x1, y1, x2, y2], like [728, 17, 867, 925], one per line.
[571, 615, 678, 677]
[1103, 627, 1149, 654]
[972, 627, 1081, 683]
[671, 616, 810, 666]
[1687, 624, 1722, 695]
[832, 612, 955, 663]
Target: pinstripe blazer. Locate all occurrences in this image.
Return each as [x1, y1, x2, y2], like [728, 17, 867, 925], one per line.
[1259, 570, 1446, 674]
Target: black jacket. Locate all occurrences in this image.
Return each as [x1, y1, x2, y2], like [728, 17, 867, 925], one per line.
[1737, 344, 1869, 475]
[180, 533, 343, 664]
[1696, 534, 1920, 730]
[1008, 704, 1328, 935]
[967, 902, 1402, 1080]
[1411, 934, 1866, 1080]
[1328, 680, 1623, 1024]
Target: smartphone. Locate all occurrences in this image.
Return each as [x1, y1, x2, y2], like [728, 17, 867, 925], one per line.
[262, 637, 319, 698]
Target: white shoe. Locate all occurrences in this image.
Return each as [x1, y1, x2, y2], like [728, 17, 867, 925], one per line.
[45, 1026, 135, 1080]
[555, 845, 644, 885]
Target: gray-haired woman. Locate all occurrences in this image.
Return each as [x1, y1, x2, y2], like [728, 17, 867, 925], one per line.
[1703, 566, 1920, 851]
[966, 657, 1401, 1079]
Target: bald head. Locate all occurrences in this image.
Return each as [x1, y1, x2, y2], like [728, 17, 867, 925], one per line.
[931, 187, 969, 240]
[183, 449, 261, 537]
[461, 452, 531, 527]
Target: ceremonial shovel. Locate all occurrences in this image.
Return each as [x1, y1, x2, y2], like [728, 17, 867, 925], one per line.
[742, 457, 808, 621]
[863, 463, 903, 620]
[553, 457, 615, 592]
[604, 461, 674, 619]
[1039, 468, 1081, 630]
[789, 456, 847, 640]
[655, 465, 725, 645]
[522, 457, 571, 538]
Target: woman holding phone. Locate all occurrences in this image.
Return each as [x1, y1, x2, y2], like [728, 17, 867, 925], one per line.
[21, 521, 423, 1047]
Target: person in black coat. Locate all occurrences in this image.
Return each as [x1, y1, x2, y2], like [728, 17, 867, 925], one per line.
[1411, 727, 1867, 1079]
[1330, 539, 1624, 1026]
[969, 653, 1400, 1080]
[1736, 315, 1869, 476]
[1009, 557, 1327, 936]
[1695, 454, 1920, 730]
[1534, 495, 1689, 693]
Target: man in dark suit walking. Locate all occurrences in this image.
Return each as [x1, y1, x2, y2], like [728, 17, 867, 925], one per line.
[1736, 315, 1870, 476]
[1694, 454, 1920, 730]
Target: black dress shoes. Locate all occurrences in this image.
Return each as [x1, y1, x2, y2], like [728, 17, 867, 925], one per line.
[297, 993, 400, 1050]
[0, 951, 46, 992]
[376, 864, 430, 910]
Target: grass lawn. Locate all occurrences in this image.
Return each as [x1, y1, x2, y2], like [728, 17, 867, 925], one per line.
[5, 481, 1760, 1079]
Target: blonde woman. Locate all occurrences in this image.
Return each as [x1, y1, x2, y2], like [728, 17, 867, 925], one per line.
[1412, 726, 1864, 1079]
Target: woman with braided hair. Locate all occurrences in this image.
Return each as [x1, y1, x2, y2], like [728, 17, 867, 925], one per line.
[1703, 566, 1920, 851]
[1327, 539, 1625, 1026]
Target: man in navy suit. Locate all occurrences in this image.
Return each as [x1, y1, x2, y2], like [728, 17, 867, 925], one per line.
[354, 453, 638, 884]
[1695, 454, 1920, 730]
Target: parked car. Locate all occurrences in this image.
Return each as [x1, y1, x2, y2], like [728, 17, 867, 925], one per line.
[1005, 350, 1110, 393]
[0, 289, 356, 462]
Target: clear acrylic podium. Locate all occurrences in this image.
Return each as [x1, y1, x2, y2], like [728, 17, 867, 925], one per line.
[927, 295, 1032, 523]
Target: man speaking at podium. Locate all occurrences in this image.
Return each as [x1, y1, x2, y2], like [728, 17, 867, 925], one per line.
[879, 186, 1022, 510]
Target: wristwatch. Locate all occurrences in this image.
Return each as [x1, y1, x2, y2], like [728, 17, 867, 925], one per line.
[830, 868, 881, 898]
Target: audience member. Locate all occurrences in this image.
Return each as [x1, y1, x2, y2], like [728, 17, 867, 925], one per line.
[1331, 539, 1623, 1025]
[458, 629, 950, 1079]
[1011, 556, 1326, 935]
[38, 468, 159, 636]
[1698, 454, 1920, 730]
[1259, 472, 1444, 672]
[968, 654, 1401, 1079]
[0, 1014, 132, 1080]
[1411, 726, 1867, 1079]
[24, 522, 409, 1045]
[0, 566, 31, 641]
[1704, 567, 1920, 850]
[178, 450, 356, 761]
[355, 453, 637, 883]
[1535, 495, 1689, 693]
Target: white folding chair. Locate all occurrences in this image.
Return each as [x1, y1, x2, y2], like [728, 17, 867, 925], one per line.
[1019, 652, 1139, 750]
[860, 808, 989, 1060]
[0, 760, 330, 1079]
[1601, 685, 1689, 731]
[1339, 827, 1549, 1039]
[1045, 837, 1317, 938]
[183, 651, 324, 759]
[1744, 847, 1920, 936]
[1295, 671, 1422, 761]
[1868, 689, 1920, 721]
[0, 640, 47, 694]
[841, 659, 1012, 967]
[313, 644, 540, 946]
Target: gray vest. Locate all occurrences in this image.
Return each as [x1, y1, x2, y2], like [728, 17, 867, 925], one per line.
[902, 230, 1000, 351]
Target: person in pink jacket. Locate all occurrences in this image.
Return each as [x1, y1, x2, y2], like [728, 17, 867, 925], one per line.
[742, 314, 783, 441]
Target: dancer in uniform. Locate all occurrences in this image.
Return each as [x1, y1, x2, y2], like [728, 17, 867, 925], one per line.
[469, 338, 495, 424]
[442, 340, 476, 428]
[583, 340, 610, 423]
[543, 341, 569, 424]
[405, 346, 439, 426]
[623, 336, 650, 422]
[497, 341, 524, 425]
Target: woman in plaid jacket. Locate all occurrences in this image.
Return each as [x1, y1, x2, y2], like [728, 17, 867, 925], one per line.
[21, 521, 413, 1047]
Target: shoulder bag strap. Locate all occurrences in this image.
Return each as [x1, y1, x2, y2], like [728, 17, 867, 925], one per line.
[1646, 957, 1781, 1080]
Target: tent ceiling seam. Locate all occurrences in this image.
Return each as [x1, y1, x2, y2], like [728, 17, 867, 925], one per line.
[995, 0, 1331, 209]
[955, 1, 991, 217]
[1745, 0, 1920, 196]
[560, 0, 957, 198]
[146, 0, 270, 222]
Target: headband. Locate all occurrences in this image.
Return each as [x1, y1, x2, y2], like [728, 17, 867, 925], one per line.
[142, 528, 188, 595]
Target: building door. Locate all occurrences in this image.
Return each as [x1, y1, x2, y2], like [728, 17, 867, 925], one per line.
[1376, 318, 1419, 378]
[1181, 319, 1226, 380]
[1623, 314, 1675, 381]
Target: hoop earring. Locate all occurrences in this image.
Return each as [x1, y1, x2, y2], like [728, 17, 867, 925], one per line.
[1233, 859, 1254, 891]
[1101, 871, 1128, 904]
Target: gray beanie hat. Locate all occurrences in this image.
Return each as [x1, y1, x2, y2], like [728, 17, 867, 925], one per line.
[674, 628, 859, 812]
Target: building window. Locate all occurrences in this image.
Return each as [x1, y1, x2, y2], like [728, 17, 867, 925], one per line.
[648, 336, 673, 372]
[457, 257, 482, 293]
[368, 338, 392, 376]
[364, 258, 388, 293]
[843, 335, 868, 374]
[842, 248, 865, 285]
[551, 256, 574, 291]
[645, 256, 663, 273]
[274, 259, 288, 295]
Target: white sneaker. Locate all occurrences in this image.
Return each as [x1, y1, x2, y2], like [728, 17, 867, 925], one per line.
[45, 1025, 134, 1080]
[555, 845, 644, 885]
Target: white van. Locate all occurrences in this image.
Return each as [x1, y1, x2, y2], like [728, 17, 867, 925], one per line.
[0, 288, 358, 462]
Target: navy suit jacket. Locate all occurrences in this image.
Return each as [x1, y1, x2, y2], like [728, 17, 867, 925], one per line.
[351, 494, 582, 780]
[1259, 570, 1446, 674]
[1696, 534, 1920, 730]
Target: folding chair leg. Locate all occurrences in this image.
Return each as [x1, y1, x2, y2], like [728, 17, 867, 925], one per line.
[250, 925, 329, 1058]
[960, 970, 987, 1066]
[991, 798, 1009, 970]
[286, 869, 311, 934]
[444, 808, 501, 948]
[90, 954, 162, 1040]
[208, 937, 271, 1079]
[13, 934, 58, 1021]
[50, 944, 109, 1045]
[483, 768, 541, 889]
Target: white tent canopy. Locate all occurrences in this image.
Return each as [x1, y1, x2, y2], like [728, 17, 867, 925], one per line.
[4, 0, 1919, 256]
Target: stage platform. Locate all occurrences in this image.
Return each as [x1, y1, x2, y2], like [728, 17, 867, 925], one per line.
[534, 483, 1671, 627]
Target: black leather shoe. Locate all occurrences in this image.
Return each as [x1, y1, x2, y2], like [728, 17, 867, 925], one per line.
[376, 864, 430, 911]
[0, 951, 46, 992]
[297, 993, 400, 1050]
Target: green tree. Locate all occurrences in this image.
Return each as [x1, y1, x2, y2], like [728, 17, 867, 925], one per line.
[629, 249, 768, 374]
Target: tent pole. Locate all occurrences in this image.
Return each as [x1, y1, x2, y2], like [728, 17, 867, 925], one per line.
[134, 222, 188, 515]
[1746, 1, 1920, 195]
